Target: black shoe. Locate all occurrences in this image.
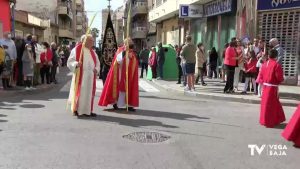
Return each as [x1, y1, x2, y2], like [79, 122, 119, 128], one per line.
[73, 111, 79, 116]
[202, 83, 207, 86]
[241, 91, 247, 95]
[113, 104, 118, 110]
[128, 107, 136, 112]
[176, 82, 181, 84]
[90, 113, 97, 117]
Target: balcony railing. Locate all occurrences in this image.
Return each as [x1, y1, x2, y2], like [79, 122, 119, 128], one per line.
[58, 2, 73, 20]
[132, 26, 147, 39]
[132, 1, 148, 17]
[59, 28, 74, 39]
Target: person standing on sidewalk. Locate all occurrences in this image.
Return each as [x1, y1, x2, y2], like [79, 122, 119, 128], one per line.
[241, 51, 258, 95]
[180, 44, 187, 87]
[40, 42, 53, 84]
[15, 36, 26, 86]
[1, 45, 13, 89]
[233, 39, 244, 91]
[208, 47, 218, 79]
[32, 36, 42, 86]
[149, 47, 157, 79]
[221, 43, 229, 83]
[157, 42, 165, 80]
[195, 43, 207, 86]
[139, 46, 149, 78]
[224, 41, 238, 93]
[175, 45, 182, 84]
[50, 42, 59, 84]
[269, 38, 284, 66]
[259, 49, 285, 128]
[181, 35, 197, 91]
[0, 32, 17, 87]
[22, 43, 35, 90]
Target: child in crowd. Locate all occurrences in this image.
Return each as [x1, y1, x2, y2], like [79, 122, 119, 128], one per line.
[242, 50, 258, 94]
[1, 45, 13, 89]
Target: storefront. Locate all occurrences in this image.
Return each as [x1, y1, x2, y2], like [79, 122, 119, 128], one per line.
[257, 0, 300, 85]
[202, 0, 237, 57]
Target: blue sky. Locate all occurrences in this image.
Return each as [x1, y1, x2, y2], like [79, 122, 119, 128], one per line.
[85, 0, 124, 33]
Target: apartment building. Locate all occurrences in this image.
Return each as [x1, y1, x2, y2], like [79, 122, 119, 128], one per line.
[75, 0, 88, 41]
[112, 6, 125, 45]
[124, 0, 152, 52]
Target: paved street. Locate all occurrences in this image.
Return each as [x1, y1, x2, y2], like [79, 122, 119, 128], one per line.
[0, 70, 300, 169]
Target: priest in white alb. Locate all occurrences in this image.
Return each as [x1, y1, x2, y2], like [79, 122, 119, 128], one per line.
[67, 34, 100, 117]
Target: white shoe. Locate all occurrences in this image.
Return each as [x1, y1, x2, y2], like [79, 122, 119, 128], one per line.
[25, 87, 30, 90]
[30, 87, 36, 90]
[184, 86, 190, 91]
[191, 88, 196, 92]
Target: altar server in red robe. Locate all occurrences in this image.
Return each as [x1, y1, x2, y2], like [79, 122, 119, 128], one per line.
[98, 38, 139, 111]
[282, 104, 300, 147]
[259, 49, 285, 127]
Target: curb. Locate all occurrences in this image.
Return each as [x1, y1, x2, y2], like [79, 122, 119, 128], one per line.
[0, 84, 57, 98]
[151, 80, 298, 107]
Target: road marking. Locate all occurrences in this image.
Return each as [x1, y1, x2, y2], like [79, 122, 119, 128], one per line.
[139, 79, 160, 92]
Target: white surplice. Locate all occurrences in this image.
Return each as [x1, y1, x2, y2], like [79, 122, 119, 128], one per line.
[67, 47, 100, 115]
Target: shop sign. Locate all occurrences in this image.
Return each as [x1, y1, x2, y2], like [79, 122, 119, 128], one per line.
[257, 0, 300, 11]
[179, 4, 204, 18]
[204, 0, 233, 17]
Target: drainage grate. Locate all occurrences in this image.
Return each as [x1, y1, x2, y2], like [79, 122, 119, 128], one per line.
[123, 132, 171, 143]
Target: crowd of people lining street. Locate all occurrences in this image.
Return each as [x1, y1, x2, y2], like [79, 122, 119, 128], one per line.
[143, 34, 284, 98]
[0, 32, 80, 90]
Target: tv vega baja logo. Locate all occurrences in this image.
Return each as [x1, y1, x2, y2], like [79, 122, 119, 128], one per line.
[248, 144, 287, 156]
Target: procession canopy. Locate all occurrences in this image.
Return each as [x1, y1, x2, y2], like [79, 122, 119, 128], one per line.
[102, 12, 118, 66]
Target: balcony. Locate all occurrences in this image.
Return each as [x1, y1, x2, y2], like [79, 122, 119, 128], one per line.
[131, 26, 147, 39]
[76, 25, 83, 30]
[132, 1, 148, 17]
[59, 28, 74, 39]
[77, 16, 82, 24]
[76, 0, 82, 6]
[58, 4, 73, 20]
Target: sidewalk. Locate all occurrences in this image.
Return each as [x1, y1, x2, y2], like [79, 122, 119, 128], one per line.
[0, 67, 70, 98]
[151, 78, 300, 107]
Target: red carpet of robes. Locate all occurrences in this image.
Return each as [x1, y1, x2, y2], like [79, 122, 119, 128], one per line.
[282, 104, 300, 147]
[99, 48, 139, 107]
[260, 85, 286, 127]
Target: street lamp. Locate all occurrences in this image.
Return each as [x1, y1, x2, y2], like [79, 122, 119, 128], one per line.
[9, 0, 16, 38]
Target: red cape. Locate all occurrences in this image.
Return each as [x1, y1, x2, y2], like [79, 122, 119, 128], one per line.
[98, 47, 139, 107]
[282, 104, 300, 146]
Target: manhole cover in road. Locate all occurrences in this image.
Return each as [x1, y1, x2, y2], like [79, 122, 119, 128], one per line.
[123, 132, 171, 143]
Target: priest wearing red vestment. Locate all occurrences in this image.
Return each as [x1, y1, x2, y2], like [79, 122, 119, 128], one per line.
[259, 49, 285, 128]
[98, 38, 139, 111]
[282, 104, 300, 148]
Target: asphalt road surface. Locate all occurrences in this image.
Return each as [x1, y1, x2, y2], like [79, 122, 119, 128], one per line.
[0, 71, 299, 169]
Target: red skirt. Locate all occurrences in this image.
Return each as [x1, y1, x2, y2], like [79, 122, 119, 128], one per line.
[282, 104, 300, 147]
[260, 86, 285, 127]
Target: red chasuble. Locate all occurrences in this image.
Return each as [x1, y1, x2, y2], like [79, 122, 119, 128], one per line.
[73, 44, 97, 112]
[259, 58, 285, 128]
[98, 46, 139, 107]
[282, 104, 300, 147]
